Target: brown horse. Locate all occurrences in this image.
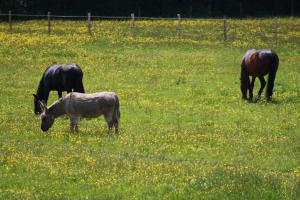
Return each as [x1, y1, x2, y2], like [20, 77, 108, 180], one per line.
[240, 49, 279, 102]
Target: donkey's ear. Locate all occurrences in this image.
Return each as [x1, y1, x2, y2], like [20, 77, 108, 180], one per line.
[38, 100, 47, 112]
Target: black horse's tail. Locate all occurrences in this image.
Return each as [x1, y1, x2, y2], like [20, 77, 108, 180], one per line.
[74, 66, 85, 93]
[266, 53, 279, 100]
[75, 80, 85, 93]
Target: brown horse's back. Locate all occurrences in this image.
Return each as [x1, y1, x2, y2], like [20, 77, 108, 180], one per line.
[243, 49, 272, 77]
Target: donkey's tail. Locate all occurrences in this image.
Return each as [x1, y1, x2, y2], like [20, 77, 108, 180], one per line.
[113, 94, 120, 123]
[112, 94, 120, 133]
[266, 53, 279, 100]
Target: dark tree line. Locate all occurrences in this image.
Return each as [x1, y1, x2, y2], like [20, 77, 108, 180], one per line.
[0, 0, 299, 17]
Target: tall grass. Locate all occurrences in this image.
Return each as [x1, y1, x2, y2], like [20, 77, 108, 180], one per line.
[0, 18, 299, 199]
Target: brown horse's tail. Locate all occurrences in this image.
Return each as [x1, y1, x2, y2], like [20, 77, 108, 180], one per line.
[266, 53, 279, 100]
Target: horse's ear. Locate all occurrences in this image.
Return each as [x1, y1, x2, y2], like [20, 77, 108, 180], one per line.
[33, 94, 38, 100]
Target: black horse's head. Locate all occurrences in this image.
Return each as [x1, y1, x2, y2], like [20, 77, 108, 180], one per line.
[33, 94, 43, 115]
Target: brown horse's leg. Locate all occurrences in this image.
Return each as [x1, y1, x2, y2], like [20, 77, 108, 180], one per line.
[249, 77, 256, 100]
[255, 76, 266, 102]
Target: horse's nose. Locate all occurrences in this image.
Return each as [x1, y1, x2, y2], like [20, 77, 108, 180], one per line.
[41, 126, 48, 132]
[35, 109, 42, 115]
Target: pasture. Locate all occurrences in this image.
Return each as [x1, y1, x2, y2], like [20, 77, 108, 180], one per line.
[0, 18, 299, 199]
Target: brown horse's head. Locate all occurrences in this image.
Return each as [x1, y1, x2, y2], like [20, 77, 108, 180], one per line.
[240, 66, 249, 100]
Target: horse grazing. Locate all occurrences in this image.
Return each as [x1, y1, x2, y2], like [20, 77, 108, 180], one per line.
[33, 63, 85, 115]
[240, 49, 279, 102]
[37, 92, 120, 133]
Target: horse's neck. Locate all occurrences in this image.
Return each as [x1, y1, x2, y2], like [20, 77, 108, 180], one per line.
[37, 79, 49, 102]
[48, 99, 66, 118]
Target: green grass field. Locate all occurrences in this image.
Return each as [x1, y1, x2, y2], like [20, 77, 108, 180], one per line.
[0, 19, 299, 199]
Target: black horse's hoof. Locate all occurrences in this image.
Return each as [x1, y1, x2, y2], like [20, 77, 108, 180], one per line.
[254, 95, 261, 103]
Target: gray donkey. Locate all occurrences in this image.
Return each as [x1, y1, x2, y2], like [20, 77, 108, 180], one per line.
[35, 92, 120, 133]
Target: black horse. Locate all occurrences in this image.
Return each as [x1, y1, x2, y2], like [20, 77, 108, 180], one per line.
[240, 49, 279, 102]
[33, 63, 85, 114]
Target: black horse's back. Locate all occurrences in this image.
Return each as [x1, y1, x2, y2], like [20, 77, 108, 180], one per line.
[34, 63, 85, 114]
[42, 63, 84, 92]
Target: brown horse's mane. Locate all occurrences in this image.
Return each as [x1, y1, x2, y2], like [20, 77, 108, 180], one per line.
[245, 49, 259, 66]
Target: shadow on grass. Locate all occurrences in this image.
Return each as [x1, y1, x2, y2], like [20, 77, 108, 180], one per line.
[268, 95, 300, 105]
[242, 95, 299, 105]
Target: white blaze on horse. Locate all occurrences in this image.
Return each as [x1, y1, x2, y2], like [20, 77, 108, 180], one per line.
[35, 92, 120, 133]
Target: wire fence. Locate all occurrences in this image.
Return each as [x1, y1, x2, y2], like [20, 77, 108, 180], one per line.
[0, 12, 299, 48]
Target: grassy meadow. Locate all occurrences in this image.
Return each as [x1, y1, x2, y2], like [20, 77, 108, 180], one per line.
[0, 18, 299, 199]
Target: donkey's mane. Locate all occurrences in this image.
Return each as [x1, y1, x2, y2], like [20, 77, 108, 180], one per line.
[48, 97, 66, 117]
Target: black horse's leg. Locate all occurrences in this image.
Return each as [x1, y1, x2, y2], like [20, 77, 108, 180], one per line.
[58, 91, 62, 98]
[249, 76, 256, 101]
[255, 76, 266, 102]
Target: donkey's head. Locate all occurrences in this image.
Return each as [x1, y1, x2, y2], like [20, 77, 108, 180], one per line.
[38, 100, 55, 132]
[33, 94, 43, 115]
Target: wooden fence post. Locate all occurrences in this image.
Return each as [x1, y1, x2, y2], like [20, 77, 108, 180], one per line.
[8, 10, 12, 32]
[223, 16, 227, 41]
[47, 12, 51, 35]
[131, 13, 135, 38]
[87, 12, 92, 36]
[177, 14, 182, 38]
[274, 17, 279, 47]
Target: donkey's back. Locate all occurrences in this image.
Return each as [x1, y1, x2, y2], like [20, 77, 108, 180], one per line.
[65, 92, 119, 118]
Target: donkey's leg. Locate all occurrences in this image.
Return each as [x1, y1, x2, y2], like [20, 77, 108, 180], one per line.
[255, 76, 266, 102]
[58, 91, 62, 98]
[104, 113, 114, 134]
[113, 113, 120, 134]
[249, 76, 256, 101]
[114, 121, 119, 134]
[70, 116, 79, 132]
